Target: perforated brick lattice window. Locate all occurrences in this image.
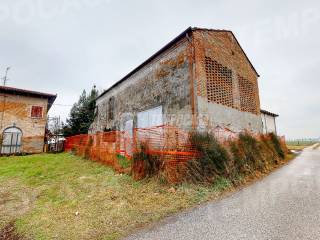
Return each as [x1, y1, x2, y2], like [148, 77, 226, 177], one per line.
[238, 75, 257, 114]
[205, 57, 234, 108]
[31, 106, 43, 118]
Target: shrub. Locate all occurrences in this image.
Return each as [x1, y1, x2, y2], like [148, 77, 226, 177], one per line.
[132, 143, 163, 179]
[238, 133, 260, 171]
[259, 134, 279, 165]
[187, 132, 231, 183]
[230, 133, 267, 175]
[131, 131, 287, 184]
[212, 177, 232, 192]
[229, 141, 245, 176]
[184, 159, 207, 183]
[269, 133, 285, 159]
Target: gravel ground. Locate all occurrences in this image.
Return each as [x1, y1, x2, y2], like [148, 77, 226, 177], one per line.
[126, 146, 320, 240]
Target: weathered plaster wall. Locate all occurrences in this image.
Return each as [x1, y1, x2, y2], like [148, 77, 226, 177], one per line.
[91, 28, 264, 135]
[90, 38, 194, 133]
[192, 29, 263, 133]
[197, 97, 262, 133]
[0, 94, 48, 153]
[261, 113, 277, 134]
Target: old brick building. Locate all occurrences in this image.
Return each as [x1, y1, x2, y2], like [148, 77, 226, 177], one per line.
[90, 27, 264, 135]
[0, 86, 56, 154]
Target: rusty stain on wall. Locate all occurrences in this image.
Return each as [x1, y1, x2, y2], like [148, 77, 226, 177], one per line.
[0, 87, 56, 154]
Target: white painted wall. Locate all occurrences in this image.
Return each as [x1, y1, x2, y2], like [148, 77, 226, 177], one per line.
[261, 113, 277, 134]
[197, 97, 263, 133]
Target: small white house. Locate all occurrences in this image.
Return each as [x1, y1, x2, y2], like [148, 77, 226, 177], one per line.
[261, 110, 279, 135]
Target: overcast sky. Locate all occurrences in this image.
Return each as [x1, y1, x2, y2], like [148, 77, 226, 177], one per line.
[0, 0, 319, 139]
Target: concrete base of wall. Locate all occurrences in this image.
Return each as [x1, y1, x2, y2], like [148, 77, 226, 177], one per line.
[197, 97, 263, 133]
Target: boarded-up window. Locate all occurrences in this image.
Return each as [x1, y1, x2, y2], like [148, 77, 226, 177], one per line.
[108, 97, 115, 121]
[31, 106, 43, 118]
[205, 57, 234, 108]
[238, 75, 257, 114]
[137, 106, 163, 128]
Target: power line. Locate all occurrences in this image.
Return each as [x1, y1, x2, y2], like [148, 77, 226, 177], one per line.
[52, 103, 73, 107]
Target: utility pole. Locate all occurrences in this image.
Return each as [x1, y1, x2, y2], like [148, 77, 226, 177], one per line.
[1, 67, 11, 135]
[2, 67, 10, 86]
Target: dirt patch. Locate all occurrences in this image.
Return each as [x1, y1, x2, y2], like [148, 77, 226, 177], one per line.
[0, 222, 24, 240]
[0, 179, 39, 225]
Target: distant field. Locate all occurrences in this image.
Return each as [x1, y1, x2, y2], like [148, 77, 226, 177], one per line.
[287, 145, 308, 151]
[286, 140, 318, 146]
[286, 140, 319, 151]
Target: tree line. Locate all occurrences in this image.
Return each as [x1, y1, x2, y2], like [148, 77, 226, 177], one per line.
[62, 85, 98, 137]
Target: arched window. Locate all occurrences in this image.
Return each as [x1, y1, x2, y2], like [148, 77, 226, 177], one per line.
[1, 127, 23, 154]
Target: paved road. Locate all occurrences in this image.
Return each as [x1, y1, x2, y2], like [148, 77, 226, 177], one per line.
[126, 146, 320, 240]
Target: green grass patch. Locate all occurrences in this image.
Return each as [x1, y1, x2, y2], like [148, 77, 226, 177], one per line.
[117, 154, 131, 169]
[212, 177, 232, 192]
[0, 153, 234, 240]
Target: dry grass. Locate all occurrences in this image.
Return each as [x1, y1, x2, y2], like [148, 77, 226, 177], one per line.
[286, 140, 319, 151]
[0, 151, 297, 240]
[287, 145, 308, 151]
[0, 153, 232, 240]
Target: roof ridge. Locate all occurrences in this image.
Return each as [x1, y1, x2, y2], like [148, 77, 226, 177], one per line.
[0, 85, 57, 97]
[97, 26, 259, 100]
[191, 27, 259, 77]
[191, 27, 232, 32]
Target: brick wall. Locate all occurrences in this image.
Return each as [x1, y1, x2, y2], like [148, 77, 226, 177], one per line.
[91, 28, 263, 135]
[90, 38, 195, 133]
[0, 94, 48, 153]
[192, 29, 263, 133]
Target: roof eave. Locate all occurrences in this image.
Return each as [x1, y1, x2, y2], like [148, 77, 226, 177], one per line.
[0, 86, 57, 111]
[96, 26, 260, 100]
[96, 27, 193, 100]
[261, 109, 279, 117]
[47, 95, 57, 111]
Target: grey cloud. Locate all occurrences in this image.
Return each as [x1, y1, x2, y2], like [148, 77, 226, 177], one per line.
[0, 0, 319, 138]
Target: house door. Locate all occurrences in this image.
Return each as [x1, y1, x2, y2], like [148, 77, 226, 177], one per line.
[1, 127, 22, 154]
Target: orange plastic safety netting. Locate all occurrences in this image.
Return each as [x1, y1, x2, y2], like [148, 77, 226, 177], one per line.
[65, 126, 200, 180]
[65, 131, 131, 171]
[64, 125, 240, 182]
[132, 125, 200, 182]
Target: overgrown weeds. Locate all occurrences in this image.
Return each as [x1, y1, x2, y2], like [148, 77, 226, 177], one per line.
[132, 131, 288, 186]
[132, 143, 163, 179]
[117, 155, 131, 169]
[185, 132, 230, 183]
[269, 133, 285, 159]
